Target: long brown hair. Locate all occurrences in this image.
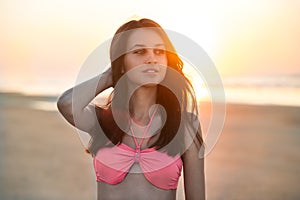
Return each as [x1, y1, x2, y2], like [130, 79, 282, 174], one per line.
[89, 18, 203, 156]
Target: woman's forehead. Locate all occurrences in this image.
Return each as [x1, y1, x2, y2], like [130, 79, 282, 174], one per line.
[126, 28, 166, 50]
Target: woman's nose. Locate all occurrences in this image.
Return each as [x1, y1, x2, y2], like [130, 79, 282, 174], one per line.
[145, 50, 158, 64]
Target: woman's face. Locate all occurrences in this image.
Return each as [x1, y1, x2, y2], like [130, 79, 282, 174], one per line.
[123, 28, 168, 87]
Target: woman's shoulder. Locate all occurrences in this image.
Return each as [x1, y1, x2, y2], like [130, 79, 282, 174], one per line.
[94, 104, 108, 112]
[183, 111, 200, 123]
[94, 104, 114, 119]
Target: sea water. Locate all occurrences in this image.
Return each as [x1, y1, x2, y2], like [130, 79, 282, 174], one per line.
[0, 74, 299, 111]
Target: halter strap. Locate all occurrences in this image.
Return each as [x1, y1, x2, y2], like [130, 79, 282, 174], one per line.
[129, 105, 158, 150]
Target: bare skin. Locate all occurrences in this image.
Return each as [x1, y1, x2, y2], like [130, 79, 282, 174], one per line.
[57, 28, 205, 200]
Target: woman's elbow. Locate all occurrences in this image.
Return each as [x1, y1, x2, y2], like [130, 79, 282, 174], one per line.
[57, 92, 73, 119]
[57, 93, 66, 110]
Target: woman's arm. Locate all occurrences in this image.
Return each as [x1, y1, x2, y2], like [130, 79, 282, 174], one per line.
[182, 116, 206, 200]
[182, 141, 205, 200]
[57, 68, 113, 133]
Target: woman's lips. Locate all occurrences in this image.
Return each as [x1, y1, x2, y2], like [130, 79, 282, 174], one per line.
[143, 69, 158, 73]
[142, 65, 160, 73]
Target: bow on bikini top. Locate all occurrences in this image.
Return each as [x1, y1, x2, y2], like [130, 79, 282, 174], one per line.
[93, 106, 183, 190]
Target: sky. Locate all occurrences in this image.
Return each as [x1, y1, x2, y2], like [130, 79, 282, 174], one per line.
[0, 0, 300, 95]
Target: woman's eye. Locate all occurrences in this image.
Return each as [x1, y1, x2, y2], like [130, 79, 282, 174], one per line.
[154, 49, 165, 55]
[133, 49, 146, 54]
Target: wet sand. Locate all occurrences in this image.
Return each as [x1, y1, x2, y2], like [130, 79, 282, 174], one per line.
[0, 95, 299, 199]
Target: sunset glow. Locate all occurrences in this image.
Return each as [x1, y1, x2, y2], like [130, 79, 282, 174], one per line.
[1, 0, 299, 97]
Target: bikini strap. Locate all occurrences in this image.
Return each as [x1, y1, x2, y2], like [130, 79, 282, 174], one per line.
[129, 105, 158, 149]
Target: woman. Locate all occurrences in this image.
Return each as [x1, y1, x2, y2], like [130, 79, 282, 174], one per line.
[57, 18, 205, 200]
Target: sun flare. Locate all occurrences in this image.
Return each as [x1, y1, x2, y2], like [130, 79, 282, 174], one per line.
[182, 61, 210, 102]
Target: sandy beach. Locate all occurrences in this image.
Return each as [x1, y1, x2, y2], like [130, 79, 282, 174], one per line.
[1, 93, 300, 200]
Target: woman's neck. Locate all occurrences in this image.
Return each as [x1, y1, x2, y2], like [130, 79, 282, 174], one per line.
[129, 86, 157, 125]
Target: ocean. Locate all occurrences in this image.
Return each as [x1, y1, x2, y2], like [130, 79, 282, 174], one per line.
[0, 74, 299, 112]
[222, 74, 300, 107]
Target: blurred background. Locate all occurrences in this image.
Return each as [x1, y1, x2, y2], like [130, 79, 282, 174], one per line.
[1, 0, 299, 199]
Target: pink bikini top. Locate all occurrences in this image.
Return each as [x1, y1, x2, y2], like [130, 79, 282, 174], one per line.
[93, 106, 183, 190]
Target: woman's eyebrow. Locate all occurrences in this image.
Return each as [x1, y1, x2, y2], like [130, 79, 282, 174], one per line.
[128, 43, 165, 50]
